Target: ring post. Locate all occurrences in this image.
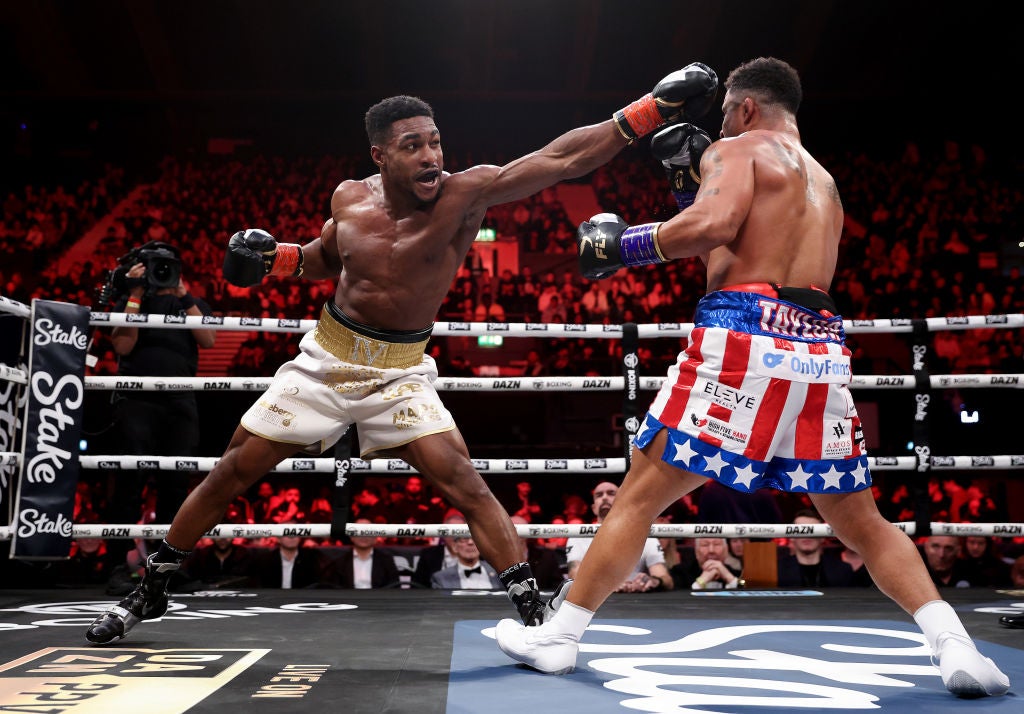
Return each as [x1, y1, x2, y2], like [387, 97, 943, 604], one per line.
[621, 322, 640, 471]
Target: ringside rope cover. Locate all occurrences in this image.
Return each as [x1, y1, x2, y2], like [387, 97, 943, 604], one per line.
[12, 300, 90, 559]
[621, 322, 640, 466]
[911, 319, 932, 538]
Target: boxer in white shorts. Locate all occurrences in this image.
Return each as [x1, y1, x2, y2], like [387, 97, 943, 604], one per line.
[242, 301, 455, 458]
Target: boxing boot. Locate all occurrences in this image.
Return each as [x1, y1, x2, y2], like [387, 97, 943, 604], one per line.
[933, 631, 1010, 697]
[494, 618, 580, 675]
[86, 554, 178, 644]
[542, 578, 572, 623]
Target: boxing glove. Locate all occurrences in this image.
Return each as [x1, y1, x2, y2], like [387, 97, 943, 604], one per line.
[614, 62, 718, 143]
[577, 213, 666, 281]
[651, 123, 713, 211]
[223, 229, 304, 287]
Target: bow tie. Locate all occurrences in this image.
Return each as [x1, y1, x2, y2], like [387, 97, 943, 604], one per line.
[464, 565, 482, 577]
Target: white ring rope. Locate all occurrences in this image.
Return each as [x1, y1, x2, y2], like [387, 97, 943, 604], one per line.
[0, 364, 27, 385]
[2, 520, 1023, 542]
[76, 455, 626, 474]
[0, 295, 30, 319]
[72, 454, 1024, 473]
[82, 309, 1024, 336]
[1, 294, 1022, 335]
[83, 374, 1024, 392]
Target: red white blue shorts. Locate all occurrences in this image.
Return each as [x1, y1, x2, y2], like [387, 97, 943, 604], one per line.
[635, 289, 871, 494]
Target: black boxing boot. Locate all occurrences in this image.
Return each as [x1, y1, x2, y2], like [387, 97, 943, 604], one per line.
[499, 562, 547, 626]
[86, 543, 187, 644]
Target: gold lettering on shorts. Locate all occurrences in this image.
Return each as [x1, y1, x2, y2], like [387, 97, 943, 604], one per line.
[322, 365, 384, 394]
[392, 404, 442, 429]
[258, 400, 296, 427]
[352, 335, 388, 366]
[382, 383, 424, 401]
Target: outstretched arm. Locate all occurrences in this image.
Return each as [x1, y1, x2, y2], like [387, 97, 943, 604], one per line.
[476, 62, 719, 209]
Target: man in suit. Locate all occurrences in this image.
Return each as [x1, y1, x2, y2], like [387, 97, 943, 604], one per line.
[412, 509, 465, 588]
[511, 515, 564, 590]
[249, 521, 323, 589]
[322, 518, 400, 589]
[432, 533, 502, 590]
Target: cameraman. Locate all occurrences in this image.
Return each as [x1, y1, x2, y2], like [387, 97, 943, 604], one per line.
[104, 247, 216, 586]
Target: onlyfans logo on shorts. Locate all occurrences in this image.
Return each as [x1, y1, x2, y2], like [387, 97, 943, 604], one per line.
[27, 372, 83, 484]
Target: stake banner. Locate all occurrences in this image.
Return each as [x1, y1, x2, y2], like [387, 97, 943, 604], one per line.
[11, 299, 90, 559]
[0, 313, 28, 526]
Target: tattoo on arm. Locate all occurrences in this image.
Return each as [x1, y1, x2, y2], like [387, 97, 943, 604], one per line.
[827, 180, 842, 207]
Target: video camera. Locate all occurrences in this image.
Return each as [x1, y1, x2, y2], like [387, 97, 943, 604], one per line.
[97, 241, 183, 305]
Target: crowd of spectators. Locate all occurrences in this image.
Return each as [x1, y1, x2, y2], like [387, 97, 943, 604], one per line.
[2, 137, 1023, 592]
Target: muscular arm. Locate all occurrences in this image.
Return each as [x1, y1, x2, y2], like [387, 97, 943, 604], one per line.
[472, 120, 627, 210]
[655, 138, 754, 260]
[297, 218, 342, 281]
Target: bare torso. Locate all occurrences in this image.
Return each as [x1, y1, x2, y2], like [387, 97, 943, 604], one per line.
[329, 171, 492, 331]
[702, 130, 843, 292]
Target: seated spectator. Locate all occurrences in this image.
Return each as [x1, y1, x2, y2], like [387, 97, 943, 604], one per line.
[474, 293, 506, 322]
[671, 537, 743, 590]
[249, 480, 278, 523]
[431, 533, 503, 590]
[322, 518, 399, 589]
[267, 484, 307, 524]
[248, 522, 324, 589]
[502, 480, 542, 523]
[510, 515, 563, 590]
[412, 510, 465, 588]
[351, 485, 390, 523]
[566, 481, 671, 592]
[1012, 555, 1024, 588]
[776, 509, 868, 587]
[391, 475, 445, 528]
[55, 511, 113, 588]
[921, 534, 975, 588]
[182, 505, 253, 587]
[961, 535, 1011, 587]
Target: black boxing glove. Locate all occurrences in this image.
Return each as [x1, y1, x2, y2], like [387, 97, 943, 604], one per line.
[613, 62, 718, 144]
[223, 229, 304, 287]
[651, 123, 713, 211]
[577, 213, 667, 281]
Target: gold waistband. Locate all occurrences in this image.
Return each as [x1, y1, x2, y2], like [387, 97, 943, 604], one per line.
[313, 305, 428, 369]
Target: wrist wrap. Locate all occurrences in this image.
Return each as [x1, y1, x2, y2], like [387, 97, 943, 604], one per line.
[613, 94, 664, 143]
[671, 189, 697, 212]
[270, 243, 304, 277]
[619, 223, 666, 267]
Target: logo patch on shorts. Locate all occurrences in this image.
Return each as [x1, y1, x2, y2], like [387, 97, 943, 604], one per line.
[686, 409, 750, 446]
[755, 346, 851, 384]
[823, 420, 853, 457]
[696, 377, 759, 412]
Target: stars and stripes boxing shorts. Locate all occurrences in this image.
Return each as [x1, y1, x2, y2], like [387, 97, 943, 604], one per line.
[635, 288, 871, 494]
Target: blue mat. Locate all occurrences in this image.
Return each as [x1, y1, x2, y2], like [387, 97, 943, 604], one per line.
[449, 618, 1023, 713]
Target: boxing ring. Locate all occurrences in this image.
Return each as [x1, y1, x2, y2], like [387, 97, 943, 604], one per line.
[1, 293, 1023, 713]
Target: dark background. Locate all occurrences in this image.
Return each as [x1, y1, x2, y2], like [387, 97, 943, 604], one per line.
[7, 1, 1020, 513]
[3, 0, 1018, 184]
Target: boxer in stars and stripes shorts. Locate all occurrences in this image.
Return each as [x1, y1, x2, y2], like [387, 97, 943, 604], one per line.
[634, 285, 872, 494]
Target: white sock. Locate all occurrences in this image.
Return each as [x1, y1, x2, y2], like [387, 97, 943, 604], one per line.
[546, 601, 594, 640]
[913, 600, 971, 651]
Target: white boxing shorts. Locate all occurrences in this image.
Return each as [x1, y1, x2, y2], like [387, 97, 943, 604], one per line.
[241, 302, 455, 458]
[635, 288, 871, 494]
